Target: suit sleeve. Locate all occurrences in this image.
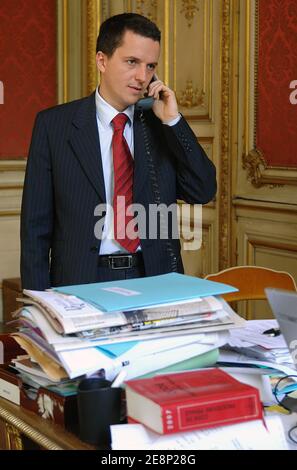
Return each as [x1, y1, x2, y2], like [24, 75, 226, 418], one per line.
[20, 112, 53, 290]
[162, 115, 217, 204]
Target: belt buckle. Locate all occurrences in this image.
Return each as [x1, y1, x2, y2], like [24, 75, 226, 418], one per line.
[110, 255, 133, 269]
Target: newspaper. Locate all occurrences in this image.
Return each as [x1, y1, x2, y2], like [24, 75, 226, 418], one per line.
[52, 303, 245, 352]
[19, 290, 226, 335]
[19, 290, 127, 334]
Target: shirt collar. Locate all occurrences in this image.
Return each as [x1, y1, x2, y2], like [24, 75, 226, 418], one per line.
[95, 87, 134, 129]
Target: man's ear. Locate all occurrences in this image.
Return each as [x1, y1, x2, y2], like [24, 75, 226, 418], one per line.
[96, 51, 107, 73]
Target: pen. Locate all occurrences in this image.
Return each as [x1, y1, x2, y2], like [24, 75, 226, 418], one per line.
[262, 328, 281, 337]
[111, 370, 127, 388]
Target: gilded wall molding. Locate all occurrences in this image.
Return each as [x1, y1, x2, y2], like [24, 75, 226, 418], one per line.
[233, 197, 297, 215]
[174, 0, 212, 120]
[180, 0, 200, 27]
[247, 239, 297, 254]
[0, 161, 26, 191]
[86, 0, 100, 94]
[176, 80, 205, 108]
[0, 210, 21, 217]
[0, 161, 26, 172]
[219, 0, 232, 270]
[57, 0, 69, 103]
[242, 147, 267, 188]
[136, 0, 158, 23]
[242, 0, 297, 187]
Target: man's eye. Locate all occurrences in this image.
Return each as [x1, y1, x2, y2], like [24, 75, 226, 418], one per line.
[147, 64, 156, 71]
[127, 59, 136, 65]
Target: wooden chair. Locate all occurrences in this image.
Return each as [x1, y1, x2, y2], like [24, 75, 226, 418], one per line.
[205, 266, 297, 320]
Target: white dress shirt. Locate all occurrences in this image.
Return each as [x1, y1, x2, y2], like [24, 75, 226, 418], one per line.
[95, 89, 135, 254]
[95, 88, 181, 255]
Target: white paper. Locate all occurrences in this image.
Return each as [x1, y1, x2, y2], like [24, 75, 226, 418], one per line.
[218, 350, 297, 377]
[228, 319, 287, 349]
[55, 330, 227, 380]
[267, 412, 297, 450]
[0, 378, 20, 405]
[116, 332, 227, 364]
[57, 347, 119, 379]
[111, 416, 288, 450]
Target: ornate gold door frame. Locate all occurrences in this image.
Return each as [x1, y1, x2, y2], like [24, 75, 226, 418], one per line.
[219, 0, 237, 269]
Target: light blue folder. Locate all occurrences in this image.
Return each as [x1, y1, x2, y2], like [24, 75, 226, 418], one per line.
[54, 272, 237, 312]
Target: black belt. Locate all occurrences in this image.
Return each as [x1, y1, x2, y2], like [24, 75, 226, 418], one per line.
[98, 252, 144, 270]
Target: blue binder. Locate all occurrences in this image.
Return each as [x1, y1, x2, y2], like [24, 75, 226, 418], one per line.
[54, 272, 237, 312]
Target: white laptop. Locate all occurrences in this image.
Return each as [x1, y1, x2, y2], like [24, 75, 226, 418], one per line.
[265, 288, 297, 368]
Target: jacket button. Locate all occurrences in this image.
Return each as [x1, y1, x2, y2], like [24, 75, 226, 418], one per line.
[90, 246, 98, 253]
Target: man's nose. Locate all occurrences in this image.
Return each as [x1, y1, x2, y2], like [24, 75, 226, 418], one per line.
[135, 65, 147, 83]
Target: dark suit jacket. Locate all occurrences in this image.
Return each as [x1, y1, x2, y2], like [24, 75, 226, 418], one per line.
[21, 92, 216, 290]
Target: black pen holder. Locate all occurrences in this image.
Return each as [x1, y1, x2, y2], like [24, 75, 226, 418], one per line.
[77, 377, 121, 447]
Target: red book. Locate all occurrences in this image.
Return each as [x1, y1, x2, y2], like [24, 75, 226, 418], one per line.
[125, 368, 263, 434]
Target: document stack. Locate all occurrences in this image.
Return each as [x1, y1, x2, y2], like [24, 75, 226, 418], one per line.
[8, 273, 244, 388]
[226, 319, 294, 365]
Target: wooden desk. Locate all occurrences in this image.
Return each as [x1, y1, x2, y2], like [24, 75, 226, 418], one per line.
[0, 396, 95, 450]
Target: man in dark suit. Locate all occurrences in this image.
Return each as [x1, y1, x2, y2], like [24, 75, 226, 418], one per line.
[21, 13, 216, 290]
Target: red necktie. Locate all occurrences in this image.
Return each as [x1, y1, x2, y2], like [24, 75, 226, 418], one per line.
[112, 113, 139, 252]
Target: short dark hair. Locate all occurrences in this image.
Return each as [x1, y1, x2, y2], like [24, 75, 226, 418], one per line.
[96, 13, 161, 56]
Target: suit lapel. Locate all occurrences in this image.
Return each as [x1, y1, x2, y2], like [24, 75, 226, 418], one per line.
[69, 97, 152, 204]
[69, 93, 106, 202]
[133, 113, 149, 202]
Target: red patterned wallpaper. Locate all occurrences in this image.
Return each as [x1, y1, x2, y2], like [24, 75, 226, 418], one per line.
[0, 0, 56, 159]
[257, 0, 297, 167]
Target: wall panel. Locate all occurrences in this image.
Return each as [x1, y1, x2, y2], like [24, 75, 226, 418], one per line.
[0, 0, 57, 159]
[235, 199, 297, 318]
[257, 0, 297, 168]
[0, 0, 84, 320]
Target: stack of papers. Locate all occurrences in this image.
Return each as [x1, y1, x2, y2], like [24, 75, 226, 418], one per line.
[227, 319, 292, 364]
[11, 273, 243, 382]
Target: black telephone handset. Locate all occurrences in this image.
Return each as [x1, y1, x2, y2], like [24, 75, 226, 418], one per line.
[135, 75, 156, 111]
[135, 95, 154, 110]
[136, 75, 178, 273]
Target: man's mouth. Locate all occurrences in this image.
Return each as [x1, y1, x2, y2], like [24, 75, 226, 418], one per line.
[128, 85, 143, 93]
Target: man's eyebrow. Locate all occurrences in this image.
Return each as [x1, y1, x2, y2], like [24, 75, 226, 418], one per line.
[124, 56, 158, 66]
[124, 56, 139, 61]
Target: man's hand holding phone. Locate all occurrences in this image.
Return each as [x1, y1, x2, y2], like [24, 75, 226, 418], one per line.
[148, 76, 179, 123]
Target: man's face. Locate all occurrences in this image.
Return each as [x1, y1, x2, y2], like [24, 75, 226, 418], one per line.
[96, 30, 160, 111]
